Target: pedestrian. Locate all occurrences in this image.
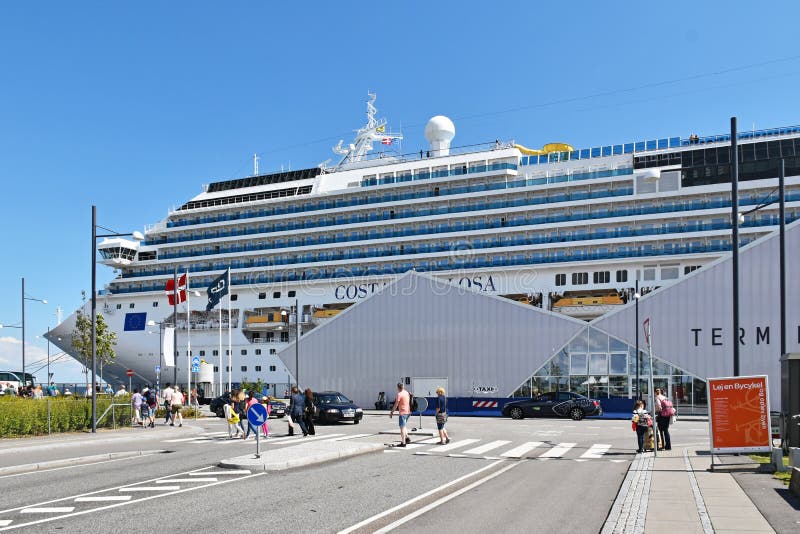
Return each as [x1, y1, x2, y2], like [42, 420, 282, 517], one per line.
[654, 388, 673, 451]
[162, 383, 174, 425]
[260, 396, 271, 437]
[244, 391, 259, 439]
[234, 390, 248, 437]
[131, 388, 143, 425]
[32, 385, 44, 399]
[140, 387, 153, 428]
[632, 399, 652, 453]
[224, 398, 241, 438]
[288, 386, 308, 436]
[171, 387, 184, 427]
[190, 386, 198, 410]
[434, 386, 450, 445]
[63, 387, 72, 397]
[115, 384, 127, 397]
[47, 381, 58, 396]
[390, 382, 411, 447]
[303, 388, 316, 436]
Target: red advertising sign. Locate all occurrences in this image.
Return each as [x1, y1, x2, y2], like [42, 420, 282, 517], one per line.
[708, 375, 771, 453]
[126, 369, 134, 377]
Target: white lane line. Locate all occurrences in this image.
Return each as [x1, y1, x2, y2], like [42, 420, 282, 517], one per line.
[402, 444, 425, 450]
[0, 455, 157, 480]
[74, 496, 131, 502]
[120, 486, 180, 492]
[0, 522, 10, 527]
[580, 444, 612, 459]
[462, 440, 511, 455]
[337, 460, 507, 534]
[417, 438, 443, 444]
[373, 461, 522, 533]
[20, 507, 75, 514]
[500, 441, 543, 459]
[325, 434, 372, 442]
[162, 437, 213, 443]
[156, 478, 216, 483]
[539, 443, 577, 458]
[189, 470, 250, 476]
[428, 439, 480, 453]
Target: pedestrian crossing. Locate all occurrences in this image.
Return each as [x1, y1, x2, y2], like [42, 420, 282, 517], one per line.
[384, 438, 625, 462]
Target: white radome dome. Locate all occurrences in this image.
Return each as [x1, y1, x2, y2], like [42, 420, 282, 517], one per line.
[424, 115, 456, 143]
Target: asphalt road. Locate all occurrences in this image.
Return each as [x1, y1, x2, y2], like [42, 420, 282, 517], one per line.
[0, 413, 711, 533]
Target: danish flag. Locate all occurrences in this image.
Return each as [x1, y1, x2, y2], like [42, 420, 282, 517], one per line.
[381, 137, 393, 145]
[165, 274, 187, 305]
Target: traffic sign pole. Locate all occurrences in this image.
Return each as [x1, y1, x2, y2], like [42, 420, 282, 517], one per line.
[246, 403, 268, 459]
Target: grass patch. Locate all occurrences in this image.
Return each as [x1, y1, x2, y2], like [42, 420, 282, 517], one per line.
[749, 453, 791, 485]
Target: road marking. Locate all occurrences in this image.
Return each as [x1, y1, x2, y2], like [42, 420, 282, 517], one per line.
[74, 496, 131, 502]
[0, 522, 10, 527]
[156, 478, 216, 483]
[120, 486, 180, 492]
[338, 460, 507, 534]
[373, 461, 522, 533]
[325, 434, 372, 442]
[539, 443, 576, 458]
[462, 440, 511, 455]
[580, 444, 612, 459]
[162, 437, 214, 443]
[446, 453, 468, 458]
[428, 439, 480, 452]
[500, 441, 543, 458]
[402, 444, 426, 449]
[20, 507, 75, 514]
[189, 470, 250, 476]
[417, 438, 443, 444]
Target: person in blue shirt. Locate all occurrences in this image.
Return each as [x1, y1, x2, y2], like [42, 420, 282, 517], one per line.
[288, 386, 309, 436]
[435, 387, 450, 445]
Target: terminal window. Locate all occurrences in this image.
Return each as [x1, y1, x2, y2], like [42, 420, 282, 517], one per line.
[255, 349, 262, 355]
[241, 349, 247, 355]
[269, 365, 276, 372]
[255, 366, 262, 372]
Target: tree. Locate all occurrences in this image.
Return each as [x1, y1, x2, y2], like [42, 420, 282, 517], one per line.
[72, 302, 118, 392]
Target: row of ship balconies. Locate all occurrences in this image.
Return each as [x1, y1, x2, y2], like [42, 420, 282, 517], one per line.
[115, 210, 799, 283]
[154, 164, 631, 237]
[108, 235, 759, 295]
[147, 187, 800, 262]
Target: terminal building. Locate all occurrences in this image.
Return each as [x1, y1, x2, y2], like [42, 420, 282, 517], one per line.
[277, 219, 800, 414]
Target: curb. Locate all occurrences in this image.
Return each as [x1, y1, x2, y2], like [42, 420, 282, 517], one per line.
[0, 449, 168, 476]
[218, 442, 384, 472]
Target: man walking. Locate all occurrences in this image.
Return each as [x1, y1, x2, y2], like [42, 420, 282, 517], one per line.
[162, 383, 174, 425]
[390, 382, 411, 447]
[288, 386, 308, 436]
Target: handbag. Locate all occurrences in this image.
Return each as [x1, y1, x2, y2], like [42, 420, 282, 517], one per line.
[227, 412, 240, 424]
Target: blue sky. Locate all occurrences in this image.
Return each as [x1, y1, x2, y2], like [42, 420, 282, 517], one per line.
[2, 1, 799, 382]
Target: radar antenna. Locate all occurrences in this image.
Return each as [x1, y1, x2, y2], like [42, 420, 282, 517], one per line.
[329, 93, 403, 170]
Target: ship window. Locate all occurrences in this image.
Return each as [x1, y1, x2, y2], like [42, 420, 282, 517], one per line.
[661, 266, 680, 280]
[269, 365, 277, 371]
[273, 291, 281, 298]
[241, 349, 247, 355]
[593, 271, 610, 284]
[214, 366, 219, 372]
[265, 332, 274, 342]
[615, 270, 628, 283]
[255, 349, 262, 355]
[258, 293, 266, 299]
[270, 349, 276, 355]
[280, 332, 289, 342]
[555, 273, 566, 286]
[116, 304, 122, 309]
[643, 268, 656, 281]
[241, 366, 247, 372]
[255, 366, 262, 372]
[231, 294, 238, 301]
[225, 366, 230, 372]
[152, 302, 158, 307]
[213, 350, 218, 356]
[199, 350, 205, 356]
[288, 290, 296, 297]
[226, 350, 230, 355]
[571, 272, 588, 285]
[684, 265, 700, 274]
[129, 303, 135, 309]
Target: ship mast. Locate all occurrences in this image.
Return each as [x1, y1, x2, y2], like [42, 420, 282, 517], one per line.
[331, 93, 403, 170]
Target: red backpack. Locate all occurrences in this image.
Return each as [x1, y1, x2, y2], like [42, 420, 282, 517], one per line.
[660, 399, 676, 417]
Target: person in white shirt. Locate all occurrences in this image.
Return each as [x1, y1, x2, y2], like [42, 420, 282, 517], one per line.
[171, 387, 184, 427]
[114, 385, 127, 397]
[162, 383, 174, 425]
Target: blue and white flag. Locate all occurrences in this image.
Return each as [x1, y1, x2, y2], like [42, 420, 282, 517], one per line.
[206, 269, 229, 311]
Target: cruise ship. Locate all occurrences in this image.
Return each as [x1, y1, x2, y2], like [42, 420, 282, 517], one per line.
[48, 95, 800, 395]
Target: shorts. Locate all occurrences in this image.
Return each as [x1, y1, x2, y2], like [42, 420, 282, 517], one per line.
[436, 413, 447, 430]
[398, 414, 410, 428]
[171, 404, 183, 414]
[141, 405, 151, 417]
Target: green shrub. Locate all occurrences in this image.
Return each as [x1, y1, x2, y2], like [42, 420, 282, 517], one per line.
[0, 397, 136, 437]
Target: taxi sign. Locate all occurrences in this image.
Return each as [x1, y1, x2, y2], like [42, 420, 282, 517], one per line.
[247, 402, 269, 426]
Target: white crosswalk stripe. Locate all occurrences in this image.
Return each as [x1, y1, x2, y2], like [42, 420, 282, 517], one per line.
[538, 443, 577, 458]
[500, 441, 543, 459]
[20, 507, 75, 514]
[428, 439, 480, 453]
[120, 486, 180, 492]
[75, 496, 131, 502]
[462, 440, 511, 455]
[325, 434, 372, 442]
[580, 444, 612, 459]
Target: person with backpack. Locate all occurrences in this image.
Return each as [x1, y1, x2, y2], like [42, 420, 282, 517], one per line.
[390, 382, 412, 447]
[631, 399, 652, 453]
[654, 388, 674, 451]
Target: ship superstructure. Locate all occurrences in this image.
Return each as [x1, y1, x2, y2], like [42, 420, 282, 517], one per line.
[49, 95, 800, 393]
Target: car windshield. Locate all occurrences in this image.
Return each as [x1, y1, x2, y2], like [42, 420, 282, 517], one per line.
[317, 394, 351, 404]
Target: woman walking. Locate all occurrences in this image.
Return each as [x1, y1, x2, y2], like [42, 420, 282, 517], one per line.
[171, 387, 184, 427]
[654, 388, 673, 451]
[260, 396, 271, 438]
[244, 391, 260, 439]
[303, 388, 316, 436]
[234, 390, 248, 438]
[435, 387, 450, 444]
[224, 398, 241, 438]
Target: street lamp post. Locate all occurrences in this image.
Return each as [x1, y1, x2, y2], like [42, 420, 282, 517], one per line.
[147, 320, 164, 394]
[634, 280, 640, 401]
[730, 117, 741, 376]
[21, 277, 47, 386]
[91, 205, 143, 433]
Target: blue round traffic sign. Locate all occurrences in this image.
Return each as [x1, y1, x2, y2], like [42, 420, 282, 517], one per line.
[247, 402, 269, 426]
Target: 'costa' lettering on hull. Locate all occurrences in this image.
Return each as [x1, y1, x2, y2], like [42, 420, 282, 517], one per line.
[334, 275, 498, 300]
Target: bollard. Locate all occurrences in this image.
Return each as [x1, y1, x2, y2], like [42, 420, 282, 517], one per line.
[772, 447, 788, 472]
[789, 447, 800, 468]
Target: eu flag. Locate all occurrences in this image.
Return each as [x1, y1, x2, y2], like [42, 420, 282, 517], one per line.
[124, 312, 147, 331]
[206, 269, 230, 311]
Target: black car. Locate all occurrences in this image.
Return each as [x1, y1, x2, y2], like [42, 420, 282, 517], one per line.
[210, 392, 286, 418]
[501, 392, 603, 421]
[312, 392, 363, 424]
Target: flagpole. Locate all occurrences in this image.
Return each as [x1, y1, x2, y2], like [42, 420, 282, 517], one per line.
[218, 305, 222, 395]
[227, 268, 232, 393]
[186, 270, 191, 399]
[173, 266, 178, 387]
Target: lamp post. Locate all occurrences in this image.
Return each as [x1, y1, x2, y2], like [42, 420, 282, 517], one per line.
[147, 320, 164, 394]
[730, 118, 741, 376]
[21, 277, 47, 386]
[281, 300, 301, 388]
[92, 205, 144, 432]
[634, 281, 641, 400]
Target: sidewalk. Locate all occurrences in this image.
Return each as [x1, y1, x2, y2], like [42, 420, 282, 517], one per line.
[603, 447, 778, 534]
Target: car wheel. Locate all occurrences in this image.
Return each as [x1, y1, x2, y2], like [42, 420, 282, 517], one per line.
[509, 407, 524, 420]
[215, 408, 224, 418]
[569, 407, 584, 421]
[354, 418, 360, 425]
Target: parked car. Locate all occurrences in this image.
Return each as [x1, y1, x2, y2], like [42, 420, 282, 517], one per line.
[501, 391, 602, 421]
[312, 391, 363, 424]
[210, 392, 286, 418]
